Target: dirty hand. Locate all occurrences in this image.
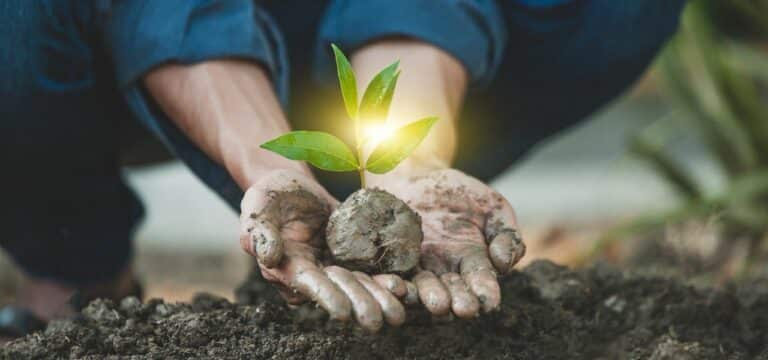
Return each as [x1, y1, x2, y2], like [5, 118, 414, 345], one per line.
[239, 169, 409, 331]
[372, 169, 526, 318]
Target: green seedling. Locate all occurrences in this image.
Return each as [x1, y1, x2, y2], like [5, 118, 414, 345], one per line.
[261, 44, 437, 187]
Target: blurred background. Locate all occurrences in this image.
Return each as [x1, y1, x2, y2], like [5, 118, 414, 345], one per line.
[2, 0, 767, 304]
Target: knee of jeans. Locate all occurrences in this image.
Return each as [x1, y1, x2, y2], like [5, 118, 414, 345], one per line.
[0, 178, 143, 285]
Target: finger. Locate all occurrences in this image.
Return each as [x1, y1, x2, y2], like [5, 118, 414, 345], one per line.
[413, 271, 450, 315]
[292, 267, 352, 322]
[324, 266, 383, 332]
[404, 281, 420, 306]
[251, 219, 283, 268]
[440, 273, 480, 319]
[354, 272, 406, 327]
[484, 194, 525, 274]
[239, 231, 256, 258]
[460, 251, 501, 313]
[373, 274, 407, 298]
[489, 229, 526, 275]
[239, 172, 339, 267]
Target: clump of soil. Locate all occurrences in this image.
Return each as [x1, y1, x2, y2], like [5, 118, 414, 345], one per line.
[326, 188, 422, 274]
[4, 260, 768, 359]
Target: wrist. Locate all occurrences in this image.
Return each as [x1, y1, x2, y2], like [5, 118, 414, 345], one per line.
[230, 155, 314, 190]
[351, 39, 466, 189]
[145, 60, 312, 191]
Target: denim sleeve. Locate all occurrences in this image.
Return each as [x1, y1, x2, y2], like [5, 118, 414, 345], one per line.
[512, 0, 574, 8]
[315, 0, 507, 88]
[99, 0, 289, 209]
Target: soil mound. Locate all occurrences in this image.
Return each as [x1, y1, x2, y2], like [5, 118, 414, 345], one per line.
[3, 260, 768, 359]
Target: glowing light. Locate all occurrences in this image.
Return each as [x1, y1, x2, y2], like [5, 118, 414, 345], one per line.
[363, 123, 396, 145]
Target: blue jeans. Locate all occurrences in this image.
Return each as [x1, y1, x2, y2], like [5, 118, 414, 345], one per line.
[0, 0, 686, 285]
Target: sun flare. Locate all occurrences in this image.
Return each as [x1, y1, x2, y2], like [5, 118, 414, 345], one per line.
[363, 123, 396, 145]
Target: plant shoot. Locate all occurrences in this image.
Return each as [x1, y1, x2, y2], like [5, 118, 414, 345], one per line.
[260, 44, 437, 187]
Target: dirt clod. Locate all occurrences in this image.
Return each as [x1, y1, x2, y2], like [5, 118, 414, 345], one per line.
[326, 188, 422, 274]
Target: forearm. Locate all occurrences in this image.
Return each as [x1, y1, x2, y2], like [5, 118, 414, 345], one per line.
[351, 39, 468, 182]
[144, 60, 309, 189]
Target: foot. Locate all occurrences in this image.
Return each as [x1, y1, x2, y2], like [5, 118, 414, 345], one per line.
[14, 267, 138, 322]
[1, 268, 138, 342]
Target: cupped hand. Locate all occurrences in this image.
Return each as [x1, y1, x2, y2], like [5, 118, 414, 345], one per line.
[239, 169, 409, 331]
[372, 169, 526, 318]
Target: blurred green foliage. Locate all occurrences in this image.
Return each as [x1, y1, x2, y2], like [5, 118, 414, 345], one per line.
[605, 0, 768, 266]
[706, 0, 768, 39]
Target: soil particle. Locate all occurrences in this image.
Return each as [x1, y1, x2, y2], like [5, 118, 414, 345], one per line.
[648, 336, 730, 360]
[4, 260, 768, 359]
[326, 188, 422, 274]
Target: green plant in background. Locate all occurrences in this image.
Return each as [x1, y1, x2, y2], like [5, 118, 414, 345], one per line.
[260, 45, 437, 188]
[596, 0, 768, 270]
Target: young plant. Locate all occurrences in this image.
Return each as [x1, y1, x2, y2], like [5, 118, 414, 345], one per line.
[260, 44, 437, 187]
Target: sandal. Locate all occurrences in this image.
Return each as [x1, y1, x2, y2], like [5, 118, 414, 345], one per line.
[0, 306, 45, 338]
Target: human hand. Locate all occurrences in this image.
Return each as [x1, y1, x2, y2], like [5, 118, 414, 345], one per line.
[371, 169, 525, 318]
[239, 169, 408, 331]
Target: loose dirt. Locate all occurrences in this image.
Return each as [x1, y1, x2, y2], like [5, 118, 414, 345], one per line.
[326, 188, 422, 274]
[3, 259, 767, 359]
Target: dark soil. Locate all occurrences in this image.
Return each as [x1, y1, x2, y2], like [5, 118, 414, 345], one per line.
[4, 259, 768, 359]
[326, 188, 422, 274]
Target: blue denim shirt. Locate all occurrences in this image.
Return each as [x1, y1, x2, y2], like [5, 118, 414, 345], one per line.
[2, 0, 685, 210]
[99, 0, 516, 208]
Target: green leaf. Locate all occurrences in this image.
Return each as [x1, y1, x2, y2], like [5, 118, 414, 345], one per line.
[331, 44, 358, 120]
[365, 117, 438, 174]
[261, 131, 359, 172]
[359, 61, 400, 127]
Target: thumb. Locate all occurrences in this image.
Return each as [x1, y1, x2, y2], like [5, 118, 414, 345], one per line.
[239, 185, 285, 268]
[240, 211, 284, 268]
[250, 218, 284, 268]
[484, 195, 526, 275]
[239, 170, 337, 267]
